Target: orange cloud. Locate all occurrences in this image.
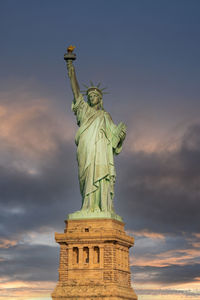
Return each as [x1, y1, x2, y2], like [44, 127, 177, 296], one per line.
[128, 229, 165, 240]
[125, 113, 200, 155]
[0, 102, 67, 154]
[193, 233, 200, 239]
[191, 242, 200, 248]
[0, 238, 18, 249]
[131, 246, 200, 268]
[0, 90, 76, 175]
[128, 231, 200, 268]
[0, 280, 55, 300]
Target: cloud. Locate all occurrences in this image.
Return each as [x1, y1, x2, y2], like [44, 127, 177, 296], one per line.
[135, 288, 200, 297]
[130, 231, 200, 287]
[132, 264, 200, 285]
[116, 123, 200, 235]
[0, 92, 81, 244]
[0, 244, 58, 282]
[0, 280, 55, 299]
[0, 238, 18, 249]
[128, 229, 165, 240]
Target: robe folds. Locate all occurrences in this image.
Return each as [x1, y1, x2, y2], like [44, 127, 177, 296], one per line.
[72, 94, 124, 212]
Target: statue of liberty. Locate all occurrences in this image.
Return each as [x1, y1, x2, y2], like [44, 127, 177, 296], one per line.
[64, 46, 126, 220]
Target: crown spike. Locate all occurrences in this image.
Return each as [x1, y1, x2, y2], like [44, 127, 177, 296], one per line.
[81, 82, 109, 96]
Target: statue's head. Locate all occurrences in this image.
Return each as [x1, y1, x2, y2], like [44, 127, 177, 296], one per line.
[87, 88, 103, 110]
[82, 83, 107, 110]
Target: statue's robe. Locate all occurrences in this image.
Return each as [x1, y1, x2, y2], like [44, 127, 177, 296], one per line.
[72, 95, 123, 212]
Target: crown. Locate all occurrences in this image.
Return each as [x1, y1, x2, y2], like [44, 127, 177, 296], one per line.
[81, 82, 109, 97]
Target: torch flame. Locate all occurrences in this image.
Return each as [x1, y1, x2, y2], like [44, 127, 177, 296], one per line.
[67, 45, 75, 53]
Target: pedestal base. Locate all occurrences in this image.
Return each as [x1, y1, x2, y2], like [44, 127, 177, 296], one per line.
[68, 210, 123, 222]
[52, 285, 137, 300]
[52, 218, 137, 300]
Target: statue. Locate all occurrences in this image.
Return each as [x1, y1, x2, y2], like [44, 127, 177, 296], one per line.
[64, 46, 126, 221]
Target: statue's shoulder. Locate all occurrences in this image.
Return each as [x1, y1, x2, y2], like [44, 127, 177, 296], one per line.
[104, 111, 113, 121]
[103, 110, 109, 116]
[72, 94, 88, 114]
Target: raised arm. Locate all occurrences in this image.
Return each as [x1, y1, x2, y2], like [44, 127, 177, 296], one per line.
[66, 60, 81, 100]
[64, 46, 81, 101]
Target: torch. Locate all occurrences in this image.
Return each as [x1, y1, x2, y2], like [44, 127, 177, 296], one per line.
[64, 45, 76, 61]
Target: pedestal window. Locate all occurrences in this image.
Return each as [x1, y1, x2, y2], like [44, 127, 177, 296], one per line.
[73, 247, 79, 264]
[94, 246, 100, 264]
[83, 247, 89, 263]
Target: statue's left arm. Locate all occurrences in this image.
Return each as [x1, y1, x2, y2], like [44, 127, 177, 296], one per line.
[105, 113, 126, 154]
[113, 122, 126, 154]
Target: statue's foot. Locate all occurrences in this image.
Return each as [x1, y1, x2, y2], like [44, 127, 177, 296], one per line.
[93, 207, 101, 213]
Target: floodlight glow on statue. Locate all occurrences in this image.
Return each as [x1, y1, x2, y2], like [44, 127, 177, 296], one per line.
[65, 46, 126, 221]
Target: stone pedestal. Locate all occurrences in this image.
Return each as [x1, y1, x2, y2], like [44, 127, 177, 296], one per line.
[52, 218, 137, 300]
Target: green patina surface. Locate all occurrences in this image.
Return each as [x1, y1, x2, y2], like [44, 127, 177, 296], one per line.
[68, 210, 122, 222]
[65, 49, 126, 221]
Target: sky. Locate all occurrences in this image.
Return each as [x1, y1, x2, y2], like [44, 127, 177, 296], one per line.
[0, 0, 200, 299]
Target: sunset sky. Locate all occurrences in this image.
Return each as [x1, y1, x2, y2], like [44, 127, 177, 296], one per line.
[0, 0, 200, 299]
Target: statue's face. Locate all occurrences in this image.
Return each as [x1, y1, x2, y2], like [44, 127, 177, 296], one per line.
[88, 92, 100, 107]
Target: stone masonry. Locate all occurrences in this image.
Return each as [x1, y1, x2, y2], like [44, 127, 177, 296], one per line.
[52, 218, 137, 300]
